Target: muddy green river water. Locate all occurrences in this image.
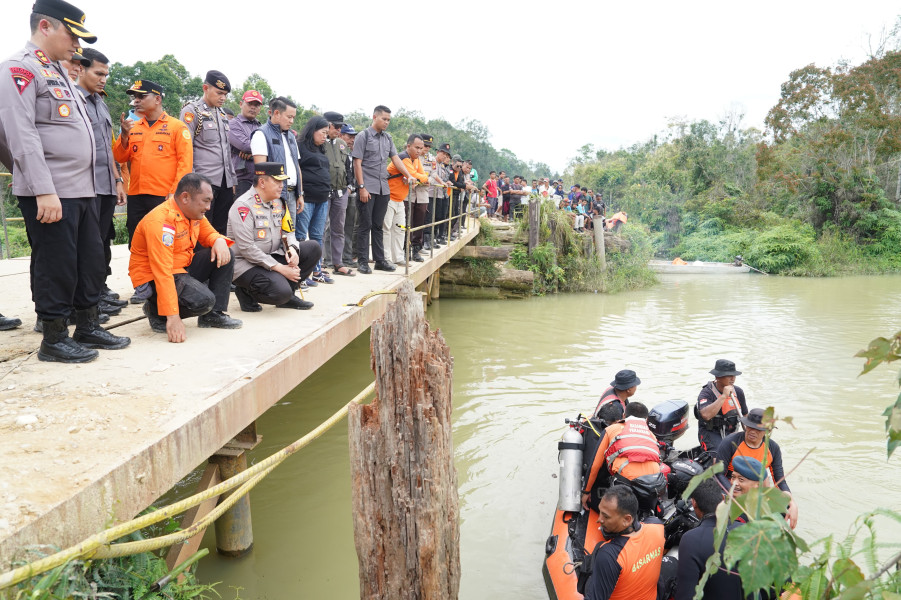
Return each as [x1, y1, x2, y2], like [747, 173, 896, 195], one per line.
[186, 273, 901, 598]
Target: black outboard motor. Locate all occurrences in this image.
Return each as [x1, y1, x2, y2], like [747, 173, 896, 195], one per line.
[648, 400, 689, 463]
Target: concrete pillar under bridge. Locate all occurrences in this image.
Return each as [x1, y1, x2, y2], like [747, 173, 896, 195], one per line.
[207, 422, 261, 558]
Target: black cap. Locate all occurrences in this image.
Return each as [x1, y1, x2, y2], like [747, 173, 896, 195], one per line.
[323, 111, 344, 125]
[740, 408, 771, 431]
[437, 142, 451, 155]
[126, 79, 164, 97]
[70, 50, 89, 67]
[204, 70, 231, 92]
[254, 162, 289, 181]
[33, 0, 97, 44]
[610, 369, 641, 390]
[710, 359, 742, 377]
[420, 134, 434, 146]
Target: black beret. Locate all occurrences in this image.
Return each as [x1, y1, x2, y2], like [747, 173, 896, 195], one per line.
[33, 0, 97, 44]
[204, 70, 231, 92]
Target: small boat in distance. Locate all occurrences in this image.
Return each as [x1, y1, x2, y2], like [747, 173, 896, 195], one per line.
[648, 259, 751, 274]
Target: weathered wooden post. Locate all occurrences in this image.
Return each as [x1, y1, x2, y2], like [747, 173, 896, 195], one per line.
[528, 198, 539, 254]
[348, 280, 460, 600]
[592, 216, 607, 272]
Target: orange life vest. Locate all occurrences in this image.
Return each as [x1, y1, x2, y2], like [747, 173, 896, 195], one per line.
[594, 386, 626, 418]
[604, 419, 661, 475]
[728, 439, 775, 481]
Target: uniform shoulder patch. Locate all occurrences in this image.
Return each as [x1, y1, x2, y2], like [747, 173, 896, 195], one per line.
[184, 112, 195, 123]
[10, 67, 34, 95]
[161, 224, 176, 247]
[237, 206, 250, 222]
[182, 129, 191, 140]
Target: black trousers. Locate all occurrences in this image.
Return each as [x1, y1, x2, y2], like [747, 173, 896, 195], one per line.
[411, 202, 429, 248]
[209, 177, 236, 235]
[233, 241, 320, 305]
[435, 195, 449, 238]
[18, 196, 104, 320]
[235, 180, 253, 199]
[342, 193, 357, 265]
[450, 190, 463, 235]
[424, 196, 436, 243]
[96, 194, 117, 279]
[147, 247, 235, 317]
[127, 194, 165, 246]
[354, 193, 389, 262]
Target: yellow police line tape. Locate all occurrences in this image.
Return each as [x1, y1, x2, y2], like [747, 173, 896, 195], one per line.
[0, 381, 376, 590]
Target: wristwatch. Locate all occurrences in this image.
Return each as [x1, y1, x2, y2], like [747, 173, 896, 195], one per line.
[358, 184, 365, 189]
[115, 177, 123, 183]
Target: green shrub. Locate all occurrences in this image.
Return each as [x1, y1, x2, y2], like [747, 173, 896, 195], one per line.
[744, 223, 819, 274]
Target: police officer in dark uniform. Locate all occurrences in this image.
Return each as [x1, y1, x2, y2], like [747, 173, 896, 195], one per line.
[227, 163, 320, 311]
[0, 0, 130, 363]
[180, 70, 237, 234]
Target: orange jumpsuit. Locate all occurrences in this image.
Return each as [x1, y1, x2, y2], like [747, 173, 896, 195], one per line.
[128, 197, 232, 316]
[113, 112, 193, 196]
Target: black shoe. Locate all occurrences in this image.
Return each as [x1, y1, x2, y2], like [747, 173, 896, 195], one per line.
[101, 285, 120, 301]
[72, 307, 131, 350]
[374, 261, 396, 272]
[411, 252, 424, 262]
[276, 295, 314, 310]
[0, 314, 22, 331]
[38, 318, 98, 363]
[346, 259, 359, 268]
[99, 299, 122, 316]
[103, 296, 128, 308]
[198, 310, 243, 329]
[142, 302, 167, 333]
[235, 286, 262, 312]
[433, 240, 444, 247]
[357, 262, 372, 274]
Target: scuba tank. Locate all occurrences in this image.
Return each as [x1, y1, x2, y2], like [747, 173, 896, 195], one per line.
[557, 422, 584, 512]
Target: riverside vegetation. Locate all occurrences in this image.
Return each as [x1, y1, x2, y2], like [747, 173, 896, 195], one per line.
[568, 39, 901, 276]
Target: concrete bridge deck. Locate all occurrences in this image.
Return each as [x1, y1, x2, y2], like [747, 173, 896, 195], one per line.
[0, 222, 478, 567]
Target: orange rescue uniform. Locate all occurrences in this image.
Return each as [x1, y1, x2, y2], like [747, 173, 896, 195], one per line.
[113, 112, 193, 196]
[584, 419, 661, 494]
[387, 155, 428, 201]
[586, 520, 665, 600]
[128, 197, 232, 316]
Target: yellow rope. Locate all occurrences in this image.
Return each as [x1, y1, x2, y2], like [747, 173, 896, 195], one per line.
[0, 382, 376, 590]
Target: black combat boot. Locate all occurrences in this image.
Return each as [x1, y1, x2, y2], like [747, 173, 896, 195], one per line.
[0, 314, 22, 331]
[234, 287, 262, 312]
[142, 302, 167, 333]
[198, 310, 243, 329]
[72, 306, 131, 350]
[38, 317, 98, 363]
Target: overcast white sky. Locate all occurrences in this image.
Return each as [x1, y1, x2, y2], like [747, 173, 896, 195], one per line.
[3, 0, 899, 172]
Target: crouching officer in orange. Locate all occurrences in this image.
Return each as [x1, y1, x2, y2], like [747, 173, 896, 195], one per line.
[582, 402, 661, 511]
[584, 486, 664, 600]
[129, 173, 241, 343]
[0, 0, 130, 363]
[227, 163, 320, 311]
[696, 359, 749, 451]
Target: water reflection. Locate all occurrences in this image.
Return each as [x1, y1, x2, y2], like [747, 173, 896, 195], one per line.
[191, 274, 901, 599]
